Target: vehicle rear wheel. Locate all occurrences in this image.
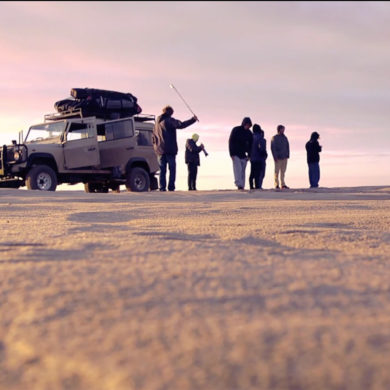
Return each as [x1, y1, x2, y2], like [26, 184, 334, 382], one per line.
[26, 165, 57, 191]
[126, 167, 150, 192]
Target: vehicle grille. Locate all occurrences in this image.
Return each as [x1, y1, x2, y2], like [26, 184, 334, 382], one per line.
[6, 149, 15, 161]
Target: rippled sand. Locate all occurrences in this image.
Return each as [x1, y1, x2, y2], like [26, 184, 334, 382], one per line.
[1, 186, 390, 390]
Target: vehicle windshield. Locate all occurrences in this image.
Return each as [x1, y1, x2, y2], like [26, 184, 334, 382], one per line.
[25, 121, 66, 143]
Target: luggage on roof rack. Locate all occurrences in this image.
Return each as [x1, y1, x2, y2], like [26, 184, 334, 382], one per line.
[70, 88, 137, 101]
[54, 88, 142, 119]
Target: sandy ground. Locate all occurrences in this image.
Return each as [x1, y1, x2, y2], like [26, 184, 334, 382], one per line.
[1, 186, 390, 390]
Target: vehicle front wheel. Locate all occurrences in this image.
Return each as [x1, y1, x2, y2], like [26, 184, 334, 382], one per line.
[126, 167, 150, 192]
[26, 165, 57, 191]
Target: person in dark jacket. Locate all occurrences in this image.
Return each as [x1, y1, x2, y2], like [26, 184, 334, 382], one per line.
[185, 133, 204, 191]
[228, 117, 253, 190]
[153, 105, 197, 191]
[249, 124, 268, 189]
[305, 131, 322, 188]
[271, 125, 290, 189]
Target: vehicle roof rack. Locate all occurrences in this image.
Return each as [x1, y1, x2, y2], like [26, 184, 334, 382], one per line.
[44, 110, 156, 123]
[44, 109, 84, 122]
[133, 114, 155, 122]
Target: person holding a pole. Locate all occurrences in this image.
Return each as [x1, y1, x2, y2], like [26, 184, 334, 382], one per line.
[153, 105, 197, 191]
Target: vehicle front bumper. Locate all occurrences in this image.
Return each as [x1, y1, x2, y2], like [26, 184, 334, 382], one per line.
[0, 144, 28, 177]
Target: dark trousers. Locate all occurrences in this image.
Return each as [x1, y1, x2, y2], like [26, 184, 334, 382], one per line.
[187, 163, 198, 190]
[249, 160, 266, 189]
[308, 162, 320, 188]
[158, 154, 176, 191]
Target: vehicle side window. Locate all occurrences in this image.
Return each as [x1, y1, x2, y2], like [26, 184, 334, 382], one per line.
[66, 123, 94, 141]
[137, 130, 153, 146]
[97, 119, 134, 142]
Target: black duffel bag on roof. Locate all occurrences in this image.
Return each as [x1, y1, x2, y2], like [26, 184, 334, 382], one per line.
[70, 88, 137, 102]
[54, 88, 142, 119]
[54, 98, 80, 113]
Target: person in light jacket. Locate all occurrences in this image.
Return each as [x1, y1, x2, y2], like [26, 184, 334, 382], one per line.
[271, 124, 290, 189]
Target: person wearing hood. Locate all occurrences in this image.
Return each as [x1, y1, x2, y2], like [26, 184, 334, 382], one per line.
[228, 117, 253, 190]
[153, 105, 197, 191]
[249, 124, 268, 189]
[305, 131, 322, 188]
[185, 133, 204, 191]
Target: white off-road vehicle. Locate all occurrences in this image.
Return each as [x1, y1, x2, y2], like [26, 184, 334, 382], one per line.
[0, 109, 159, 192]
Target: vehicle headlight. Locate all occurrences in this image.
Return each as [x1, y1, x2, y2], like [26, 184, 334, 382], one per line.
[13, 151, 21, 161]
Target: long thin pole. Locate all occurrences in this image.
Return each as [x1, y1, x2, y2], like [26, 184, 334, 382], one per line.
[169, 84, 199, 121]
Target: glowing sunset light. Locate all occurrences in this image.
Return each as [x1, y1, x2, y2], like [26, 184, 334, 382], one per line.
[0, 1, 389, 190]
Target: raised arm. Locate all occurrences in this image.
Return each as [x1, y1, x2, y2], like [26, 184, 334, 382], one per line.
[171, 116, 197, 130]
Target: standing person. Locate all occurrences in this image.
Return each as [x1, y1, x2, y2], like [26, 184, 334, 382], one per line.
[228, 117, 253, 190]
[249, 124, 268, 189]
[185, 133, 204, 191]
[271, 125, 290, 189]
[305, 131, 322, 188]
[153, 105, 197, 191]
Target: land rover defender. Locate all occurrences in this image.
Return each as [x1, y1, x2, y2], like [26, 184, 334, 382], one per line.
[0, 109, 159, 192]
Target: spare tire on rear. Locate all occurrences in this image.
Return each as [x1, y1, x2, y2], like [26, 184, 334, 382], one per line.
[126, 167, 150, 192]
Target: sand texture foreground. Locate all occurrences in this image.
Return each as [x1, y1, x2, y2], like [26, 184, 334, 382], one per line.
[1, 186, 390, 390]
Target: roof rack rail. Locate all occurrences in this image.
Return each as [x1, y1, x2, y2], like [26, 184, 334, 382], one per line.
[44, 109, 84, 122]
[44, 111, 156, 123]
[134, 114, 155, 122]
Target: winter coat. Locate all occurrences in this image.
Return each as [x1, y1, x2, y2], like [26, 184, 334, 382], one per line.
[185, 139, 202, 166]
[229, 125, 253, 159]
[153, 114, 196, 156]
[271, 133, 290, 160]
[250, 133, 268, 162]
[306, 140, 322, 163]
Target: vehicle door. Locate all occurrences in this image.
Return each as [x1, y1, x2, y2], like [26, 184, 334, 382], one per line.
[135, 125, 159, 173]
[98, 118, 136, 168]
[63, 119, 100, 169]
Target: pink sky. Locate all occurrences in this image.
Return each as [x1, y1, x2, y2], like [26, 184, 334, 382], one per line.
[0, 1, 389, 190]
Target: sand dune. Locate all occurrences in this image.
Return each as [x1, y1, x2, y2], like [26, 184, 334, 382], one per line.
[1, 186, 390, 390]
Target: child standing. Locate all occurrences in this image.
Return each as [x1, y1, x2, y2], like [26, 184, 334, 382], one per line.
[185, 133, 204, 191]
